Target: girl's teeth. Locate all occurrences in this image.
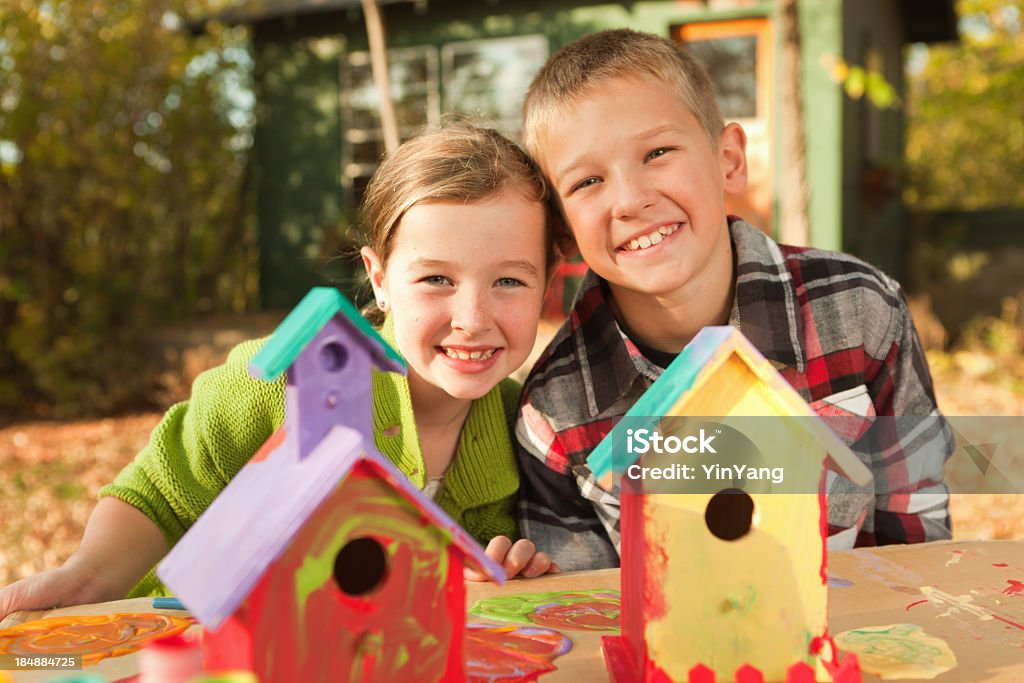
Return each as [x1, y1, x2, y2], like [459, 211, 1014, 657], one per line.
[445, 348, 495, 360]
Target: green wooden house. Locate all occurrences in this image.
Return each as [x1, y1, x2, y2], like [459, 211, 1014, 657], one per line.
[197, 0, 956, 310]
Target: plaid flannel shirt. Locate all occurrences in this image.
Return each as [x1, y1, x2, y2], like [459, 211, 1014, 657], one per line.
[515, 219, 954, 571]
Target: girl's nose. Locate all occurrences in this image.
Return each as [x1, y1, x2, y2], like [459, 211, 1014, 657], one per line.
[450, 289, 493, 335]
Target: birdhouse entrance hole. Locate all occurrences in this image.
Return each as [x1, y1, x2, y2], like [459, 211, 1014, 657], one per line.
[333, 537, 388, 596]
[320, 340, 348, 372]
[705, 489, 754, 541]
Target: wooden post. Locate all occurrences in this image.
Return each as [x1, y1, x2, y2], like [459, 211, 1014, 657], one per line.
[779, 0, 811, 246]
[361, 0, 400, 155]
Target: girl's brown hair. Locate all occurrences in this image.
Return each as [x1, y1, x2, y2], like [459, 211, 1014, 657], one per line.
[360, 119, 559, 324]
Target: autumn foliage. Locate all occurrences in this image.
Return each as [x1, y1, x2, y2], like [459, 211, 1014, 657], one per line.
[0, 0, 256, 419]
[905, 0, 1024, 210]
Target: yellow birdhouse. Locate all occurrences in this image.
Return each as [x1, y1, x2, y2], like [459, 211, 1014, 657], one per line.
[588, 327, 870, 683]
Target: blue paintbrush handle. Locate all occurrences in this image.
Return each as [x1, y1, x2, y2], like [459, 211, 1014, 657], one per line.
[152, 596, 186, 610]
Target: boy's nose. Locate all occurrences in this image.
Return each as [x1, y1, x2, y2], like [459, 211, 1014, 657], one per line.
[613, 175, 657, 220]
[450, 289, 493, 335]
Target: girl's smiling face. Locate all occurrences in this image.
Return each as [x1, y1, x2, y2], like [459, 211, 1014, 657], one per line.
[362, 186, 548, 402]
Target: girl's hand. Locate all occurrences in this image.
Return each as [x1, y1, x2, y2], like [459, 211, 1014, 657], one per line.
[0, 498, 166, 622]
[0, 562, 104, 622]
[465, 536, 560, 582]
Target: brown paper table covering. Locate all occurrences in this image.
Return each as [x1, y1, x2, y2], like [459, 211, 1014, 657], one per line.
[3, 541, 1024, 682]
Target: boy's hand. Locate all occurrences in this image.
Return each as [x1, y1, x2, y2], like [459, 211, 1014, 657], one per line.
[464, 536, 560, 582]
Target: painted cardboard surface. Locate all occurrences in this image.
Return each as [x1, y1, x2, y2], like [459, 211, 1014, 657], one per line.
[6, 542, 1024, 682]
[0, 598, 200, 683]
[466, 568, 621, 680]
[830, 540, 1024, 683]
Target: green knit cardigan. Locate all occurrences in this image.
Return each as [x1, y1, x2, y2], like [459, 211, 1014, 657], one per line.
[100, 320, 520, 597]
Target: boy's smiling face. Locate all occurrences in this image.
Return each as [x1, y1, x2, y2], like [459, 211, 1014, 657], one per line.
[537, 75, 747, 303]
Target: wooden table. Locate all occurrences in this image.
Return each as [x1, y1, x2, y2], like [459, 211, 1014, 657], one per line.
[3, 541, 1024, 682]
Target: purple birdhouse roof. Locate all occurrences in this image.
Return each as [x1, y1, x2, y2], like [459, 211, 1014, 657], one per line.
[157, 426, 505, 629]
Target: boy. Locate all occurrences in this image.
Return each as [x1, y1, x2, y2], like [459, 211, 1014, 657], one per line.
[515, 29, 954, 571]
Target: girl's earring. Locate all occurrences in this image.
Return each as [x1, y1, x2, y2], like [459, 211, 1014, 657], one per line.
[377, 298, 387, 310]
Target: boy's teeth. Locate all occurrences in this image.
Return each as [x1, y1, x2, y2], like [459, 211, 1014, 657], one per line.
[626, 223, 679, 251]
[444, 348, 495, 360]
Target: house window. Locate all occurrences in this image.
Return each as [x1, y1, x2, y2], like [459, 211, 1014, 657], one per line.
[341, 46, 441, 191]
[686, 34, 759, 118]
[674, 18, 772, 121]
[442, 35, 549, 137]
[674, 19, 775, 234]
[340, 36, 547, 205]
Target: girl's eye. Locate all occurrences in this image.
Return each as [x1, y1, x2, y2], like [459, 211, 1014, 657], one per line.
[496, 277, 525, 288]
[421, 275, 452, 286]
[568, 177, 599, 194]
[645, 147, 675, 162]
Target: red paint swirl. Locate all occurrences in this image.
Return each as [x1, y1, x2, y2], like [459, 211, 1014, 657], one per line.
[528, 600, 621, 631]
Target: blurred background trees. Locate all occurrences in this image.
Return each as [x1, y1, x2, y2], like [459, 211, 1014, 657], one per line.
[0, 0, 255, 419]
[903, 0, 1023, 401]
[905, 0, 1024, 210]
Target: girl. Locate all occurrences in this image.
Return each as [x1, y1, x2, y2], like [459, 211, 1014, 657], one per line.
[0, 122, 558, 618]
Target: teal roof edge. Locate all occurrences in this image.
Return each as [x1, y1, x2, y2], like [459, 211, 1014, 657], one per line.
[586, 327, 735, 479]
[250, 287, 405, 381]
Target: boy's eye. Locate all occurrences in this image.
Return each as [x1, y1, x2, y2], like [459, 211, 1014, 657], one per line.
[645, 147, 675, 161]
[495, 277, 525, 288]
[420, 275, 452, 286]
[568, 177, 600, 194]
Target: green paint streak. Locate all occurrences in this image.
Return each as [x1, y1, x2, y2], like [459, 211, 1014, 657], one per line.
[836, 623, 956, 669]
[470, 589, 620, 625]
[293, 514, 364, 619]
[723, 584, 758, 616]
[292, 485, 447, 626]
[801, 631, 817, 665]
[394, 643, 409, 671]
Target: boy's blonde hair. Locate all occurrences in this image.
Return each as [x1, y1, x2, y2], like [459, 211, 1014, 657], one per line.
[521, 29, 724, 156]
[360, 119, 558, 324]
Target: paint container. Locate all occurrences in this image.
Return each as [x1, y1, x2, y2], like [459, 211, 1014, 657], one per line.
[138, 633, 202, 683]
[191, 673, 258, 683]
